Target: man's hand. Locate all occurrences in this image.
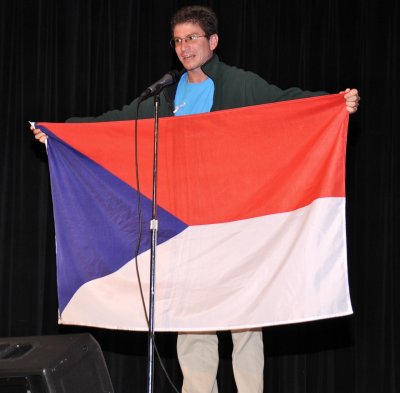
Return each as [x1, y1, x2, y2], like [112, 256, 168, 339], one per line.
[341, 88, 360, 114]
[31, 125, 48, 144]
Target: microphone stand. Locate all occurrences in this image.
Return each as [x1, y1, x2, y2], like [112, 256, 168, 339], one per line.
[147, 91, 160, 393]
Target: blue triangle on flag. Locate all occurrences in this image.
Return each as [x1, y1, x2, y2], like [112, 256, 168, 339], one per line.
[47, 136, 188, 312]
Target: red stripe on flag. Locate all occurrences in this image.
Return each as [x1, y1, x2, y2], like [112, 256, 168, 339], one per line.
[40, 94, 348, 225]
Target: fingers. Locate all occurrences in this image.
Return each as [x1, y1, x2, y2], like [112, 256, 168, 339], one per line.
[31, 126, 48, 144]
[347, 104, 358, 114]
[344, 88, 358, 99]
[343, 88, 360, 114]
[31, 126, 48, 143]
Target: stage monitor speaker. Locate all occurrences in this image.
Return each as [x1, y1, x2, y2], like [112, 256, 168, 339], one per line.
[0, 333, 114, 393]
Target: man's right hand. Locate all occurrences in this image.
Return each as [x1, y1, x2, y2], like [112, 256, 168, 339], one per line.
[31, 126, 48, 144]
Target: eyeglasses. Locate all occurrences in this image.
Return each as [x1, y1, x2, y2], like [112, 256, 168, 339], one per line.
[170, 34, 208, 48]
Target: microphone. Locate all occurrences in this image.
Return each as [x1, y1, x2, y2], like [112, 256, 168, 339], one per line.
[140, 70, 180, 98]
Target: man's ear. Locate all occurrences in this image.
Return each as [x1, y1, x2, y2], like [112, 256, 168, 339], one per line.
[209, 34, 219, 51]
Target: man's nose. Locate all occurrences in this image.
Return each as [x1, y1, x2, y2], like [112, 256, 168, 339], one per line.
[178, 39, 190, 50]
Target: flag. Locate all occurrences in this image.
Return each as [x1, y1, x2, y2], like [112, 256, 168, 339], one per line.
[38, 93, 352, 332]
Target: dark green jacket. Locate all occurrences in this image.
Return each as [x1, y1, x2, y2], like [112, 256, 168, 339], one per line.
[67, 54, 323, 122]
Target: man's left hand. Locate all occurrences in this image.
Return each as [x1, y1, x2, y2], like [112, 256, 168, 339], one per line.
[341, 88, 360, 114]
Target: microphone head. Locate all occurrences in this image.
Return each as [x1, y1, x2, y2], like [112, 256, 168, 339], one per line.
[156, 70, 180, 88]
[140, 70, 180, 98]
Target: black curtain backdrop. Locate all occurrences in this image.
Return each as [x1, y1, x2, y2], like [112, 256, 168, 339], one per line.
[1, 0, 398, 392]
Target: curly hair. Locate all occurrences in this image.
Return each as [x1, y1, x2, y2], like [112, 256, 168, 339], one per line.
[170, 5, 218, 36]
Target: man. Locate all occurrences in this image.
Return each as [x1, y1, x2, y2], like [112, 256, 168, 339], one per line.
[33, 5, 360, 393]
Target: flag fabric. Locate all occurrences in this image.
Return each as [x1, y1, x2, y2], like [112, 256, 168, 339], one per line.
[38, 93, 352, 332]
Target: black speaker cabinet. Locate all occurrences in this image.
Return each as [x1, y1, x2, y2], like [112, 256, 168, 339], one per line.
[0, 333, 114, 393]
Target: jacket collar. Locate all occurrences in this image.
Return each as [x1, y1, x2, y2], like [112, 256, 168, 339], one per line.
[201, 54, 219, 81]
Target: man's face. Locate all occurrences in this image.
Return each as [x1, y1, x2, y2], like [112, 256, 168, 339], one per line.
[173, 22, 218, 75]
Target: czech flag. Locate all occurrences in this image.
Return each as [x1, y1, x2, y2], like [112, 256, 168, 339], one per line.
[38, 93, 352, 331]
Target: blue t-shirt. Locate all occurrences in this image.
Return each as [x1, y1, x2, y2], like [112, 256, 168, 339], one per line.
[174, 73, 214, 116]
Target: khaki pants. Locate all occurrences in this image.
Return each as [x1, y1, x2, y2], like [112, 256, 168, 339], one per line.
[177, 329, 264, 393]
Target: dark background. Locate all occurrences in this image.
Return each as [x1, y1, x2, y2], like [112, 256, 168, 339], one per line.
[1, 1, 398, 392]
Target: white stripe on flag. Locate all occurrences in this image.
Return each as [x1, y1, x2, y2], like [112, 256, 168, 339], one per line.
[60, 197, 352, 331]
